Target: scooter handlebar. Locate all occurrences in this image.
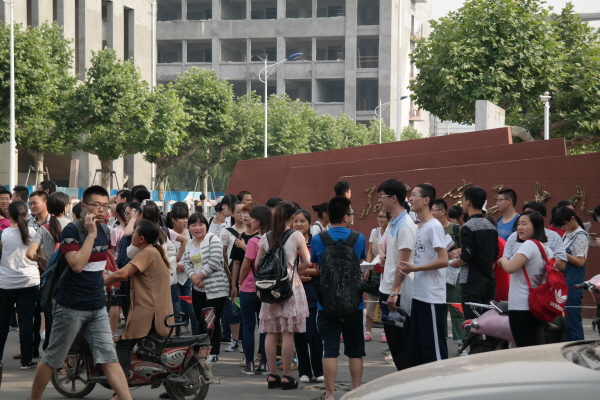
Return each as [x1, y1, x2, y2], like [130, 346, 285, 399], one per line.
[573, 282, 589, 290]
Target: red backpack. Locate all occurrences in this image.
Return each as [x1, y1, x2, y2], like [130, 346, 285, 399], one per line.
[522, 239, 568, 322]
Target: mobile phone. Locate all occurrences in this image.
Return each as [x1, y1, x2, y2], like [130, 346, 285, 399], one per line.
[80, 207, 90, 220]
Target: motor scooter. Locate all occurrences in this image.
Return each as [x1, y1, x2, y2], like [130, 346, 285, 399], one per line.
[573, 273, 600, 336]
[456, 301, 565, 356]
[50, 308, 218, 400]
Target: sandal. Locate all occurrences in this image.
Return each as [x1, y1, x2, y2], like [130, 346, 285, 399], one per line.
[267, 374, 281, 389]
[281, 375, 298, 390]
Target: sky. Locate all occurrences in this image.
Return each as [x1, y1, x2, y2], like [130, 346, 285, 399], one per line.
[430, 0, 600, 28]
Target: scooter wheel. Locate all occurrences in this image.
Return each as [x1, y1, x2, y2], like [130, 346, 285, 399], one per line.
[164, 359, 209, 400]
[51, 352, 96, 398]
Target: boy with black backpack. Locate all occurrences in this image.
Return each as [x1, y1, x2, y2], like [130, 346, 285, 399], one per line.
[310, 196, 366, 400]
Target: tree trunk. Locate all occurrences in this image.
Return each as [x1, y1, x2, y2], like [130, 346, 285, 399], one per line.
[201, 168, 209, 215]
[156, 164, 166, 204]
[30, 150, 45, 187]
[100, 159, 112, 191]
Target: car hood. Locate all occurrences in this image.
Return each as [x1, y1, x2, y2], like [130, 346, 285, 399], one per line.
[342, 341, 600, 400]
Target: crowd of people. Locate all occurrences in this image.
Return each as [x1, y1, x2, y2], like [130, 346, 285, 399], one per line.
[0, 178, 596, 400]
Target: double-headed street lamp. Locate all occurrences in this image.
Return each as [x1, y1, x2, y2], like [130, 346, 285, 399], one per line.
[540, 91, 551, 140]
[258, 52, 303, 158]
[374, 96, 408, 143]
[3, 0, 15, 188]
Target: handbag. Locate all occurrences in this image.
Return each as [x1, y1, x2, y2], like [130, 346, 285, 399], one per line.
[361, 269, 381, 296]
[522, 240, 568, 322]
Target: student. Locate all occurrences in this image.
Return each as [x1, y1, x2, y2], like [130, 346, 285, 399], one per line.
[0, 188, 12, 230]
[553, 206, 588, 342]
[399, 184, 448, 367]
[311, 196, 366, 400]
[333, 181, 351, 198]
[365, 209, 389, 343]
[208, 202, 229, 237]
[183, 213, 229, 365]
[28, 191, 50, 231]
[549, 200, 575, 237]
[221, 201, 245, 352]
[0, 201, 39, 369]
[431, 199, 464, 346]
[237, 190, 253, 204]
[237, 205, 269, 375]
[310, 202, 329, 237]
[115, 202, 140, 320]
[496, 188, 519, 241]
[29, 186, 132, 400]
[498, 211, 553, 347]
[376, 179, 416, 370]
[38, 180, 57, 195]
[266, 197, 283, 211]
[293, 209, 324, 384]
[447, 205, 466, 226]
[12, 185, 29, 202]
[257, 202, 310, 390]
[449, 186, 498, 323]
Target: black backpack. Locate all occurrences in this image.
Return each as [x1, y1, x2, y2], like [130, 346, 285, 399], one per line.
[40, 220, 110, 312]
[318, 231, 362, 318]
[255, 229, 295, 304]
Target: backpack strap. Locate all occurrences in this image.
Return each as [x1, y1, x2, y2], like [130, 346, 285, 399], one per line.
[530, 239, 550, 265]
[564, 231, 587, 252]
[281, 229, 294, 246]
[522, 264, 533, 289]
[345, 231, 360, 247]
[226, 227, 240, 238]
[319, 231, 336, 247]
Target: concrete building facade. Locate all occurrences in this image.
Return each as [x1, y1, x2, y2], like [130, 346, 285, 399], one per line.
[156, 0, 431, 135]
[0, 0, 153, 189]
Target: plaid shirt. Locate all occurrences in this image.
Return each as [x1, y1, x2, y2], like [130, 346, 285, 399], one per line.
[28, 213, 51, 232]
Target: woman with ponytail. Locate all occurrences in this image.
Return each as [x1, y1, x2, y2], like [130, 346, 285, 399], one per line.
[0, 201, 40, 369]
[26, 192, 70, 270]
[104, 220, 174, 377]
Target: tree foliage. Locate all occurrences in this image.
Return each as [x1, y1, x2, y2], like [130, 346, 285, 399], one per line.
[409, 0, 600, 148]
[0, 23, 78, 183]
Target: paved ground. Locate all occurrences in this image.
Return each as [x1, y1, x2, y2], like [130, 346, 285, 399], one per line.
[1, 319, 598, 400]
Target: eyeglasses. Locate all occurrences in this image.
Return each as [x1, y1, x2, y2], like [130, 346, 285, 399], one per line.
[496, 197, 508, 202]
[409, 194, 424, 198]
[347, 213, 355, 216]
[85, 203, 110, 210]
[379, 194, 391, 199]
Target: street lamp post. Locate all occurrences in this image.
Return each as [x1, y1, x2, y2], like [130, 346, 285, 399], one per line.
[3, 0, 15, 188]
[258, 52, 302, 158]
[540, 91, 551, 140]
[374, 96, 408, 143]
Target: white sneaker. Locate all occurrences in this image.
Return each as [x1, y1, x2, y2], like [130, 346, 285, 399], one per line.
[225, 340, 240, 352]
[299, 375, 310, 383]
[206, 355, 219, 364]
[40, 331, 45, 340]
[316, 375, 325, 383]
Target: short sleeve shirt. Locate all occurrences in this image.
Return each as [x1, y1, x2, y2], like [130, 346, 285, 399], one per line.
[497, 214, 519, 241]
[563, 227, 588, 258]
[32, 217, 71, 261]
[380, 213, 417, 295]
[54, 222, 110, 311]
[230, 232, 259, 264]
[411, 219, 447, 304]
[509, 240, 553, 310]
[240, 236, 260, 293]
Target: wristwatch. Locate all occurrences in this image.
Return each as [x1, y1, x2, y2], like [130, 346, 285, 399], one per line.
[389, 291, 398, 297]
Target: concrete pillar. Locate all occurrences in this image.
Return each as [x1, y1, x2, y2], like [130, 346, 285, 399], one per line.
[56, 0, 76, 75]
[212, 0, 220, 20]
[73, 151, 102, 188]
[311, 36, 316, 106]
[128, 153, 152, 189]
[31, 0, 53, 26]
[77, 0, 103, 79]
[277, 0, 284, 19]
[182, 0, 188, 21]
[344, 0, 357, 119]
[378, 0, 396, 128]
[212, 36, 220, 70]
[277, 36, 285, 94]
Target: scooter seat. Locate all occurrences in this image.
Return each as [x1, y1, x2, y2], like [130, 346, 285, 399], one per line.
[167, 334, 209, 347]
[492, 301, 509, 315]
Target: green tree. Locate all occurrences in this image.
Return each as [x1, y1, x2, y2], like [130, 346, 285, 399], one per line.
[142, 83, 190, 202]
[400, 125, 423, 140]
[64, 49, 151, 189]
[410, 0, 600, 149]
[173, 67, 235, 198]
[366, 118, 396, 144]
[0, 23, 78, 184]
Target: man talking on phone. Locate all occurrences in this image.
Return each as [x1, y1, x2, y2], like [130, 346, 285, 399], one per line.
[29, 186, 133, 400]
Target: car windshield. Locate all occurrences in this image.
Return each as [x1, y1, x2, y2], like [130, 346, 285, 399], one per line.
[563, 341, 600, 371]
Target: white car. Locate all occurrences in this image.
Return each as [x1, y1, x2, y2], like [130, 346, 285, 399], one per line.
[342, 340, 600, 400]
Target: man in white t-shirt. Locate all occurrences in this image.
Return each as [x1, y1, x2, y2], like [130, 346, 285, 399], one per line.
[376, 179, 416, 370]
[399, 184, 448, 367]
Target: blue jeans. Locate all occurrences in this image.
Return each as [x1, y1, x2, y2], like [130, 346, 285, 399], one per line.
[172, 280, 199, 336]
[221, 297, 232, 341]
[564, 290, 584, 341]
[0, 285, 39, 364]
[239, 291, 266, 364]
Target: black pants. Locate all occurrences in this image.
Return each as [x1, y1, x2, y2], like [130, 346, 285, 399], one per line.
[116, 338, 138, 373]
[294, 307, 323, 378]
[119, 279, 131, 321]
[0, 286, 39, 365]
[192, 290, 227, 356]
[378, 292, 411, 371]
[460, 281, 495, 321]
[408, 299, 448, 367]
[508, 310, 545, 347]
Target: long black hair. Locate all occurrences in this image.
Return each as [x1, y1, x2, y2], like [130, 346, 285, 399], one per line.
[166, 202, 189, 229]
[551, 200, 573, 225]
[270, 201, 298, 249]
[311, 202, 328, 219]
[135, 220, 169, 269]
[47, 192, 70, 243]
[516, 211, 548, 243]
[249, 206, 272, 235]
[8, 201, 30, 245]
[553, 206, 585, 230]
[295, 209, 313, 242]
[141, 200, 166, 245]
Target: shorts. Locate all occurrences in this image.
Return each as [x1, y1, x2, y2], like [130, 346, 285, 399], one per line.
[229, 300, 241, 325]
[317, 309, 366, 359]
[365, 293, 378, 320]
[41, 301, 118, 369]
[106, 290, 121, 308]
